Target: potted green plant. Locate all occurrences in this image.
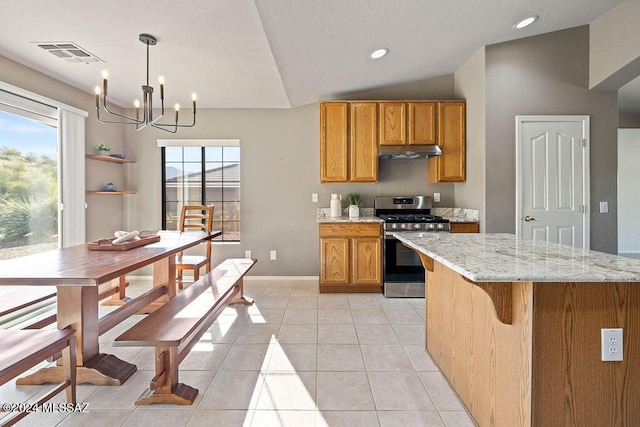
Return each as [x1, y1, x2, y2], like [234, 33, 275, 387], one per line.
[96, 143, 111, 155]
[346, 192, 360, 218]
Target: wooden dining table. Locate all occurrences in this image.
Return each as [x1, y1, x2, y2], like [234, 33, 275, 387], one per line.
[0, 230, 220, 386]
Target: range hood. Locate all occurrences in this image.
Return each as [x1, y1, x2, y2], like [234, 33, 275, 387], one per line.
[378, 145, 442, 160]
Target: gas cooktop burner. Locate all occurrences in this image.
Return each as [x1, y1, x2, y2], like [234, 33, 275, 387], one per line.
[375, 195, 451, 232]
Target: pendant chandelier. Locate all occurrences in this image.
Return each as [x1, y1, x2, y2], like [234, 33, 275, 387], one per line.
[94, 33, 196, 133]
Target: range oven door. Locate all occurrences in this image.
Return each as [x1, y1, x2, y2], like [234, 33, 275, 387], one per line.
[383, 233, 426, 298]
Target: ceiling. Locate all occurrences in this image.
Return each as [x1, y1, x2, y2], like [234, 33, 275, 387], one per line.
[0, 0, 630, 110]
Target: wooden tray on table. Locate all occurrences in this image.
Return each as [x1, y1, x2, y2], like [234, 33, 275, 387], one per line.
[88, 232, 160, 251]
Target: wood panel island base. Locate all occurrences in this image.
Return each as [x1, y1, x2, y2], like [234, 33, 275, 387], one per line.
[393, 232, 640, 427]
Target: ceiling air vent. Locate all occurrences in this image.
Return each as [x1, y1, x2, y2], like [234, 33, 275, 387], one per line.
[33, 41, 103, 64]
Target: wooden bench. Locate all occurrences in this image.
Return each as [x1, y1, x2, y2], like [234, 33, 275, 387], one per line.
[114, 258, 256, 405]
[0, 288, 57, 330]
[0, 328, 76, 426]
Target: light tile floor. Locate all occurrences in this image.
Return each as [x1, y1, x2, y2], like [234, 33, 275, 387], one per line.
[0, 277, 476, 427]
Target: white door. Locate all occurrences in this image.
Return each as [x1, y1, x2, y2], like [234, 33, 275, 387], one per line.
[516, 116, 590, 249]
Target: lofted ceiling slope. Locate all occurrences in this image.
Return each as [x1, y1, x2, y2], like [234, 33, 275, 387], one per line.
[0, 0, 626, 109]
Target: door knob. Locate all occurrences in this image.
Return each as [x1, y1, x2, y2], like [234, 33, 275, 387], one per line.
[524, 215, 537, 222]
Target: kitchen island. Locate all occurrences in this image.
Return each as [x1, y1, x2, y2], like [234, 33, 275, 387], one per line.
[393, 232, 640, 427]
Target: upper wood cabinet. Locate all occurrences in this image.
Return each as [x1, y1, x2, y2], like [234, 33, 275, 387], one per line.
[379, 101, 436, 146]
[379, 102, 406, 145]
[408, 102, 436, 145]
[320, 99, 465, 183]
[428, 101, 466, 183]
[349, 102, 378, 182]
[320, 102, 348, 182]
[320, 101, 377, 183]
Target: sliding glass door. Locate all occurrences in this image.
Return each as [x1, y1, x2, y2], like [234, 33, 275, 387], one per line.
[0, 110, 58, 259]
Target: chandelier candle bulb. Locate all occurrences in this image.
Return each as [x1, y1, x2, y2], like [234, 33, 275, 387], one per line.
[159, 76, 165, 99]
[94, 86, 101, 108]
[192, 93, 197, 110]
[101, 69, 108, 95]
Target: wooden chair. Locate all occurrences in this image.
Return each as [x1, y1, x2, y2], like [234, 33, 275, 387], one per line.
[176, 205, 214, 289]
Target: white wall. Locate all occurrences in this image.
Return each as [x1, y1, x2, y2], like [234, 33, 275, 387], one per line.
[618, 129, 640, 254]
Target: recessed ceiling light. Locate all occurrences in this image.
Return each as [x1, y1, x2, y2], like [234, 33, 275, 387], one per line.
[370, 48, 389, 59]
[514, 16, 538, 29]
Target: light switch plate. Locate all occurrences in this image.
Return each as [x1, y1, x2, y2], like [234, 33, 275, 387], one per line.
[312, 193, 318, 203]
[599, 201, 608, 213]
[433, 193, 441, 203]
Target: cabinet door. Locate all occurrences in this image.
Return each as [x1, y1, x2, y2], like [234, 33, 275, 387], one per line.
[428, 102, 466, 182]
[320, 102, 348, 182]
[349, 102, 378, 182]
[351, 237, 381, 285]
[379, 102, 406, 146]
[320, 238, 350, 285]
[408, 102, 436, 145]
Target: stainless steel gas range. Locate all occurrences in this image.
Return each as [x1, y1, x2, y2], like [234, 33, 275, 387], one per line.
[374, 196, 450, 298]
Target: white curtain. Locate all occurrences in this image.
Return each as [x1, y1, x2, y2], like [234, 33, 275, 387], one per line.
[58, 109, 86, 247]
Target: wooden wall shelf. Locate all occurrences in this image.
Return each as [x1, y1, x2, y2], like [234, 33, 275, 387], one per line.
[86, 154, 136, 164]
[86, 191, 136, 196]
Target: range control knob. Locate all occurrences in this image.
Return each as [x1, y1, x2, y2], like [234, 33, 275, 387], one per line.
[400, 224, 406, 229]
[414, 223, 421, 229]
[437, 223, 444, 230]
[391, 223, 397, 229]
[428, 224, 435, 230]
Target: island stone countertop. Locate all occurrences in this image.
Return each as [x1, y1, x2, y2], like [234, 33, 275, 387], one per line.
[393, 232, 640, 282]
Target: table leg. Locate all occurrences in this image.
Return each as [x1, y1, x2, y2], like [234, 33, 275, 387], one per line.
[139, 256, 176, 314]
[101, 277, 132, 306]
[17, 286, 136, 386]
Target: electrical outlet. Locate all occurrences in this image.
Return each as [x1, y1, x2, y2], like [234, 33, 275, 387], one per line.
[245, 250, 252, 259]
[601, 328, 623, 361]
[270, 250, 277, 260]
[433, 193, 441, 203]
[312, 193, 318, 203]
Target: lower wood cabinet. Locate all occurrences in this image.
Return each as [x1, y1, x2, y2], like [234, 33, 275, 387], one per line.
[319, 223, 382, 293]
[449, 222, 479, 233]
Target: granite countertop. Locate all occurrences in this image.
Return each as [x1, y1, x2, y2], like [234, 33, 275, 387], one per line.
[431, 208, 479, 223]
[317, 208, 383, 223]
[318, 216, 384, 223]
[392, 232, 640, 283]
[317, 207, 478, 223]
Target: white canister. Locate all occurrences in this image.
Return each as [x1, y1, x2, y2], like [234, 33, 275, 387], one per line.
[330, 194, 342, 218]
[348, 205, 360, 218]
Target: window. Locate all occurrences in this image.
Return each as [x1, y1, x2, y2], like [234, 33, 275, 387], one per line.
[160, 139, 240, 241]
